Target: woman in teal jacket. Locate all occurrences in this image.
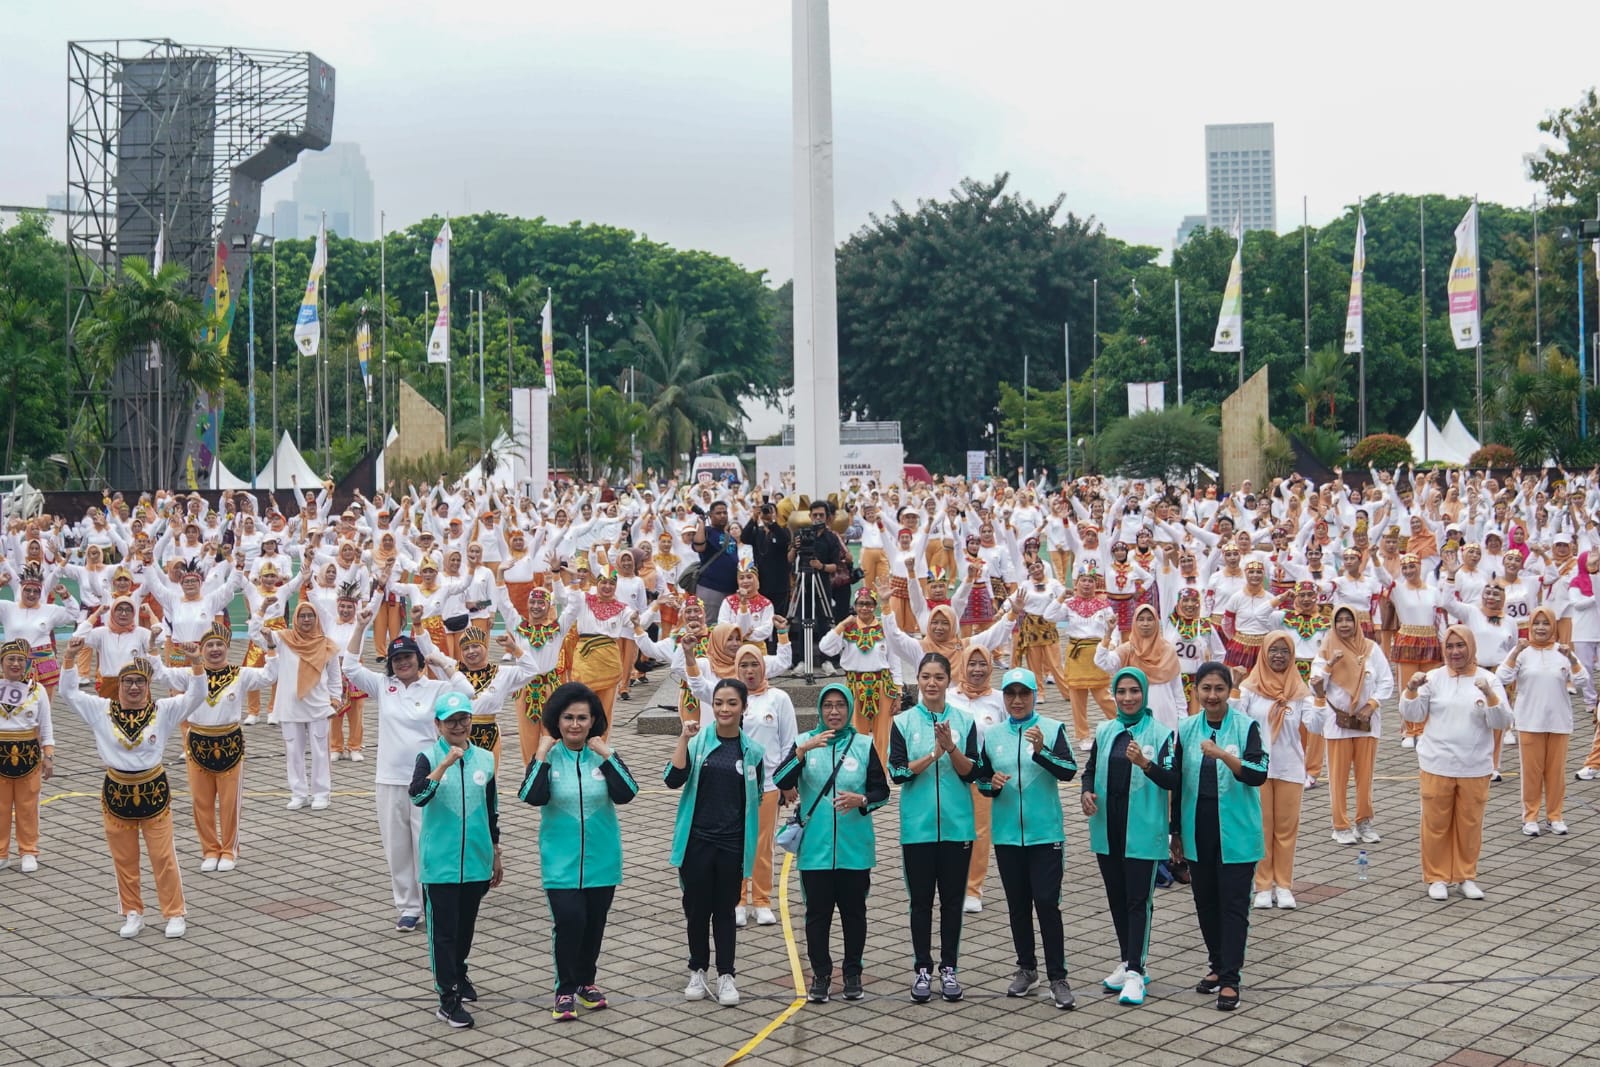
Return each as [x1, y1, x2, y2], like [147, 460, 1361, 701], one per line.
[408, 690, 504, 1030]
[1170, 661, 1267, 1011]
[978, 668, 1079, 1009]
[888, 652, 985, 1004]
[774, 683, 890, 1004]
[520, 682, 639, 1022]
[665, 677, 765, 1008]
[1081, 665, 1178, 1007]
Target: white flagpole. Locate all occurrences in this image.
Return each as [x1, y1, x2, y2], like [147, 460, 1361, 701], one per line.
[1063, 323, 1072, 480]
[1420, 199, 1429, 461]
[1303, 195, 1310, 370]
[1474, 193, 1483, 440]
[1174, 278, 1183, 405]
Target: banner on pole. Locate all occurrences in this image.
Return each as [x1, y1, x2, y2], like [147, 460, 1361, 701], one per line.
[146, 216, 166, 370]
[965, 450, 986, 481]
[1448, 203, 1480, 349]
[294, 218, 326, 356]
[358, 321, 372, 402]
[511, 387, 550, 492]
[1344, 211, 1366, 353]
[540, 296, 557, 394]
[1211, 216, 1243, 353]
[427, 220, 452, 364]
[1127, 381, 1165, 416]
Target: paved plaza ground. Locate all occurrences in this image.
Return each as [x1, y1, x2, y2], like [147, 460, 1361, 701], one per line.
[3, 645, 1599, 1066]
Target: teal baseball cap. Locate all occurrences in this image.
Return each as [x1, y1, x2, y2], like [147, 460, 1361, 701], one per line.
[1000, 667, 1038, 692]
[434, 691, 473, 720]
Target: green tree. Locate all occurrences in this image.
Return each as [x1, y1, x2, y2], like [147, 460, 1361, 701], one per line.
[1095, 406, 1219, 481]
[1292, 347, 1349, 427]
[1529, 88, 1600, 208]
[613, 305, 737, 472]
[996, 381, 1069, 472]
[548, 386, 648, 481]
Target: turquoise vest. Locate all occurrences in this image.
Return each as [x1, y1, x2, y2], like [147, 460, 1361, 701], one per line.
[982, 714, 1075, 848]
[777, 728, 881, 871]
[523, 744, 636, 889]
[1087, 713, 1174, 860]
[416, 739, 497, 884]
[891, 702, 978, 845]
[666, 728, 766, 878]
[1176, 708, 1265, 864]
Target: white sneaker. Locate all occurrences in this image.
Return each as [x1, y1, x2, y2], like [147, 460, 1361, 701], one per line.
[1102, 961, 1128, 991]
[1401, 737, 1416, 749]
[1332, 827, 1358, 845]
[200, 857, 219, 872]
[716, 973, 740, 1006]
[1356, 821, 1381, 844]
[963, 895, 982, 913]
[164, 916, 187, 939]
[1304, 775, 1319, 788]
[754, 907, 777, 926]
[267, 713, 280, 725]
[329, 751, 344, 762]
[19, 855, 37, 873]
[1491, 770, 1503, 783]
[1117, 971, 1146, 1006]
[684, 969, 709, 1001]
[119, 912, 144, 938]
[1078, 739, 1093, 752]
[1523, 821, 1541, 837]
[734, 906, 747, 928]
[243, 715, 258, 726]
[1551, 820, 1569, 835]
[1427, 882, 1448, 901]
[349, 751, 365, 762]
[285, 796, 307, 810]
[1460, 880, 1485, 900]
[310, 796, 330, 811]
[1578, 767, 1599, 781]
[1504, 731, 1518, 747]
[1253, 890, 1274, 909]
[217, 857, 236, 872]
[1275, 887, 1298, 909]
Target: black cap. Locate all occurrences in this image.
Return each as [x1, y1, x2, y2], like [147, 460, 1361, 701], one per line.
[386, 635, 422, 662]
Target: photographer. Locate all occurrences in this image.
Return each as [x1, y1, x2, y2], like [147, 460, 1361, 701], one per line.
[742, 502, 792, 636]
[789, 501, 848, 675]
[690, 501, 740, 622]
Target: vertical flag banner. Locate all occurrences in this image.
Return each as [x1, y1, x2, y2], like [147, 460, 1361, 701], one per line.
[540, 295, 557, 394]
[1211, 216, 1243, 353]
[294, 218, 327, 356]
[1448, 203, 1480, 349]
[1344, 211, 1366, 353]
[427, 220, 452, 364]
[146, 216, 166, 370]
[358, 321, 372, 402]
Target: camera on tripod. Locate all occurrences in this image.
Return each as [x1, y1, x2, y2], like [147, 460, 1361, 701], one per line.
[792, 522, 823, 562]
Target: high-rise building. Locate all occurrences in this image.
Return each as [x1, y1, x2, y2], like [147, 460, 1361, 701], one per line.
[270, 200, 300, 240]
[289, 142, 374, 240]
[1175, 214, 1206, 249]
[1205, 123, 1275, 234]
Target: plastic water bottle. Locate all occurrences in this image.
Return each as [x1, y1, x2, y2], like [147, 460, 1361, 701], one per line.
[1356, 850, 1369, 882]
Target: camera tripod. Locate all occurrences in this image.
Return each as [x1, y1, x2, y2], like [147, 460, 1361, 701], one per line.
[788, 558, 834, 685]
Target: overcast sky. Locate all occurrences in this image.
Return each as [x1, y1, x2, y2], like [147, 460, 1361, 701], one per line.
[1, 1, 1590, 284]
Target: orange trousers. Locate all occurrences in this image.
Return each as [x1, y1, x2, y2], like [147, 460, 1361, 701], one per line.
[849, 688, 896, 766]
[0, 766, 42, 857]
[1326, 736, 1377, 831]
[1302, 725, 1325, 780]
[1023, 646, 1072, 707]
[744, 789, 782, 909]
[1396, 662, 1438, 738]
[517, 699, 547, 771]
[373, 601, 405, 656]
[1068, 686, 1114, 745]
[330, 698, 366, 754]
[966, 782, 991, 898]
[1584, 719, 1600, 771]
[1255, 778, 1303, 891]
[186, 760, 242, 861]
[1518, 731, 1570, 824]
[1418, 771, 1489, 885]
[859, 547, 890, 593]
[104, 808, 185, 918]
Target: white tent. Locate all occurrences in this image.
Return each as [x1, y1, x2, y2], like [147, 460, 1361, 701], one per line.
[374, 426, 400, 491]
[1441, 410, 1481, 463]
[209, 456, 252, 491]
[1405, 411, 1472, 466]
[461, 432, 519, 490]
[252, 432, 322, 490]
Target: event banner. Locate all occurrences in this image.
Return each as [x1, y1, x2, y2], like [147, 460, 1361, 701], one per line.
[1344, 211, 1365, 354]
[294, 218, 326, 357]
[427, 220, 452, 364]
[1448, 203, 1480, 349]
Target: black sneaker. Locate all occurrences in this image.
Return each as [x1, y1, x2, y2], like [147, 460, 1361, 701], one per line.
[576, 984, 607, 1010]
[808, 975, 831, 1003]
[551, 994, 577, 1021]
[910, 968, 933, 1003]
[1006, 968, 1039, 997]
[436, 1001, 474, 1029]
[842, 974, 864, 1001]
[457, 978, 478, 1003]
[1050, 978, 1076, 1010]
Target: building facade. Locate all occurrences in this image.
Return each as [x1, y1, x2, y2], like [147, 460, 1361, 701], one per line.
[1205, 123, 1275, 234]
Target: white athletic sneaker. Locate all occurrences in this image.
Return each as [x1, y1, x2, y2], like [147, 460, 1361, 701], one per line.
[1460, 880, 1485, 900]
[1427, 882, 1448, 901]
[164, 916, 187, 939]
[734, 906, 747, 928]
[1356, 821, 1381, 844]
[217, 857, 236, 872]
[1523, 821, 1541, 837]
[1252, 891, 1274, 909]
[1331, 828, 1358, 845]
[19, 855, 37, 873]
[1118, 971, 1146, 1006]
[684, 969, 709, 1001]
[1102, 961, 1128, 992]
[1304, 775, 1319, 789]
[1551, 820, 1569, 835]
[119, 912, 144, 938]
[267, 713, 280, 726]
[1274, 887, 1298, 909]
[1577, 767, 1599, 781]
[285, 796, 307, 810]
[963, 895, 982, 913]
[1504, 731, 1518, 747]
[1401, 737, 1416, 749]
[200, 857, 219, 872]
[243, 714, 258, 726]
[754, 907, 777, 926]
[716, 973, 740, 1006]
[310, 796, 330, 811]
[1078, 739, 1093, 753]
[349, 751, 365, 762]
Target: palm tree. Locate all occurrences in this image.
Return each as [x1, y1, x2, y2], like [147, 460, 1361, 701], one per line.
[612, 304, 737, 470]
[1292, 347, 1348, 427]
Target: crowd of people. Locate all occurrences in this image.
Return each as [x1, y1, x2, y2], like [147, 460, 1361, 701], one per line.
[1, 462, 1596, 1024]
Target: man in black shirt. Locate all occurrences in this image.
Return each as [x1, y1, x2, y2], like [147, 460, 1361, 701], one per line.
[741, 503, 791, 647]
[788, 501, 847, 673]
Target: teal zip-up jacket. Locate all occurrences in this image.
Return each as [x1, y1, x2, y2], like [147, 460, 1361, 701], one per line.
[978, 712, 1077, 847]
[889, 701, 985, 845]
[665, 727, 766, 878]
[1172, 706, 1268, 865]
[519, 742, 639, 889]
[774, 687, 890, 871]
[1084, 668, 1179, 861]
[409, 739, 499, 884]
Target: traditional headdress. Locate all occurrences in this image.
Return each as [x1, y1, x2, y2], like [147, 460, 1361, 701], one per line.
[118, 657, 153, 680]
[0, 638, 29, 660]
[201, 620, 232, 646]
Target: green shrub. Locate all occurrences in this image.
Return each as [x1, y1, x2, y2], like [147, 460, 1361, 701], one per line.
[1348, 433, 1413, 469]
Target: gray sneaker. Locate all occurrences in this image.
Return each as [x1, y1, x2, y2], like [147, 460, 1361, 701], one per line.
[910, 968, 933, 1003]
[939, 966, 964, 1002]
[1006, 968, 1040, 997]
[1050, 977, 1076, 1010]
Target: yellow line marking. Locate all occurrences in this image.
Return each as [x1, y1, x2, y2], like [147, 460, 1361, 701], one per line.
[724, 851, 806, 1066]
[40, 791, 95, 806]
